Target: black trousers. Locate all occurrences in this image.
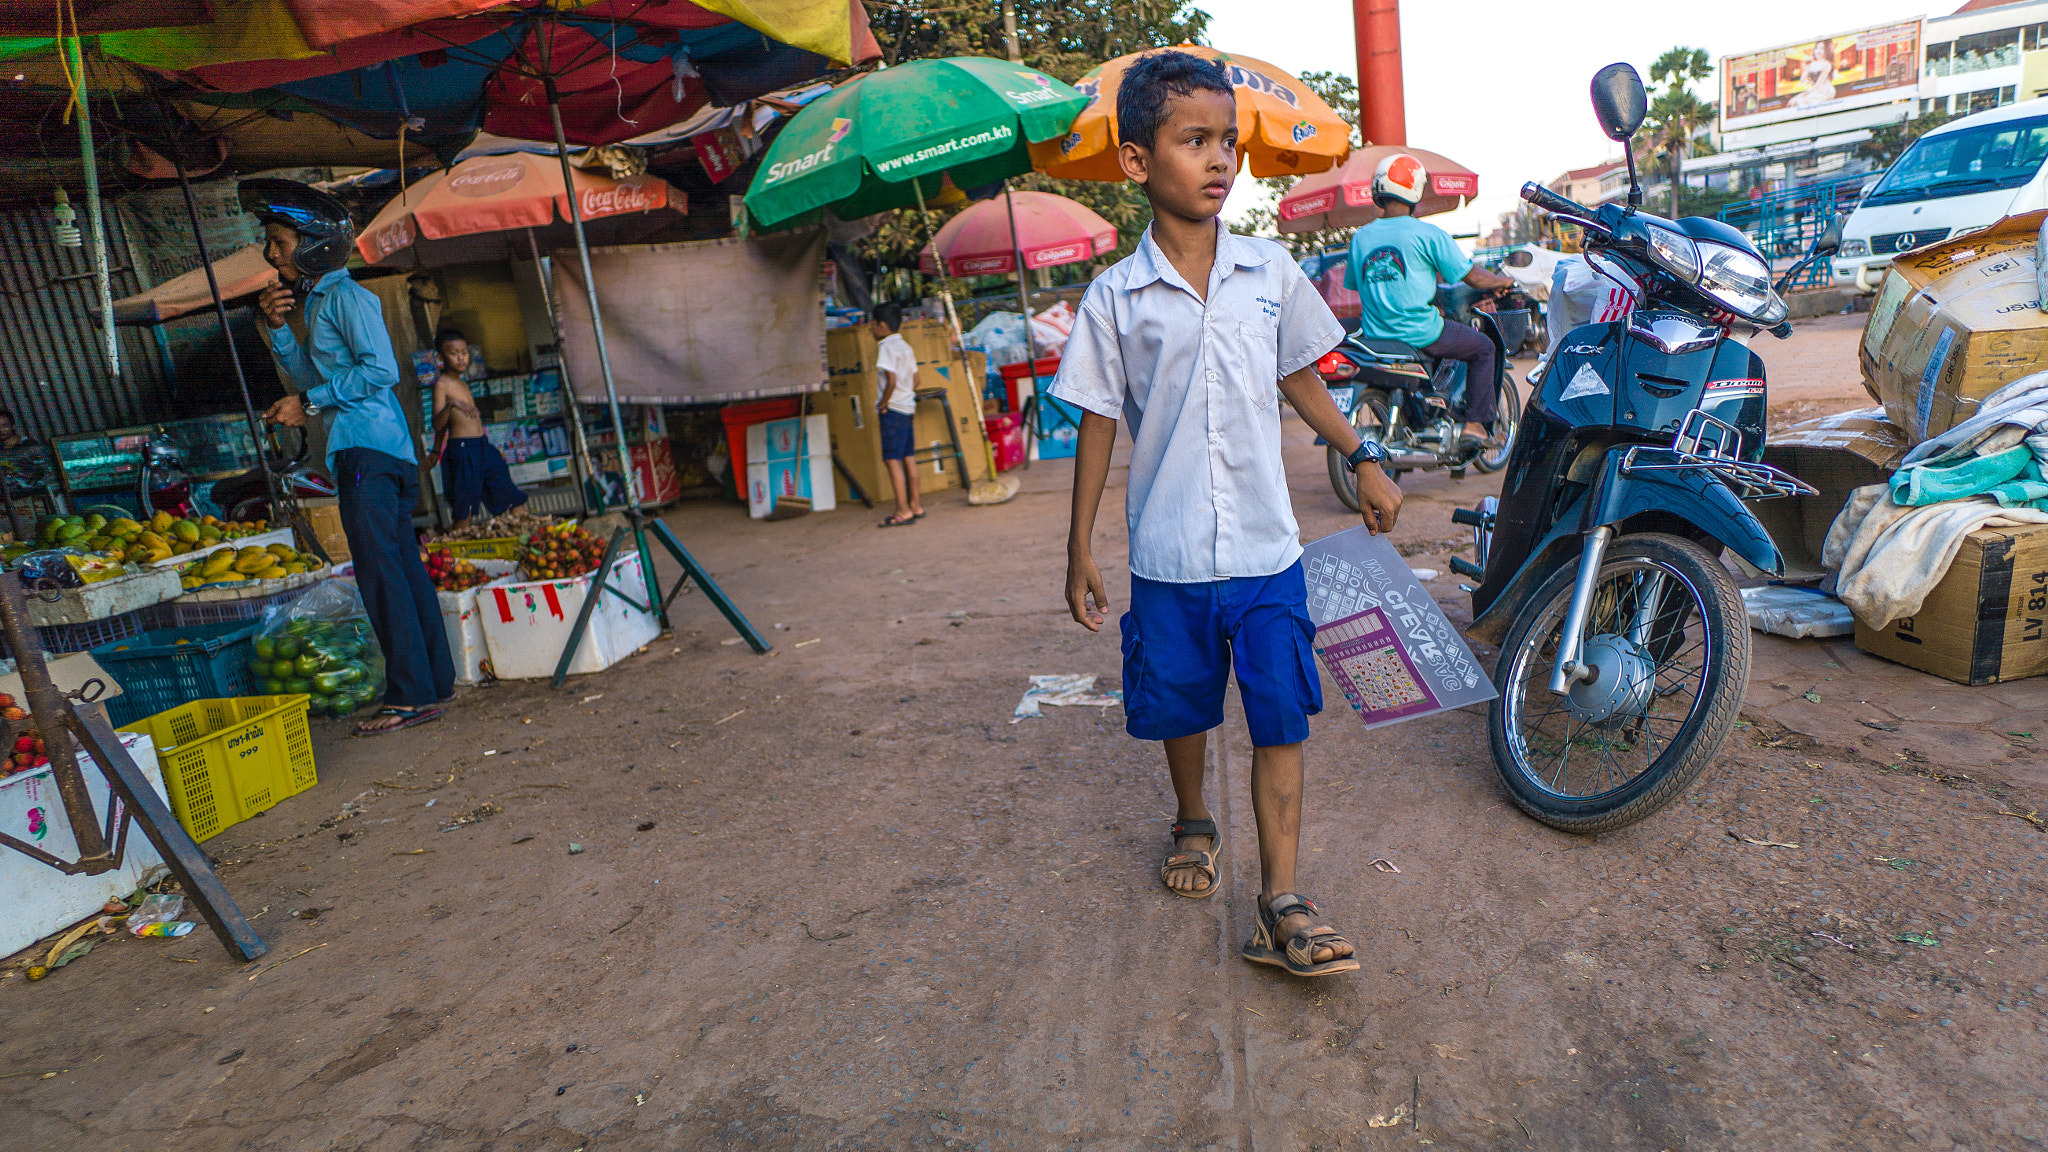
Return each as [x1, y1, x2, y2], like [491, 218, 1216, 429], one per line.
[1424, 321, 1498, 425]
[336, 448, 454, 708]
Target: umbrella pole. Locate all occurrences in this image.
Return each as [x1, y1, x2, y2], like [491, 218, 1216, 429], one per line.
[536, 70, 764, 663]
[173, 156, 282, 524]
[542, 79, 639, 518]
[1001, 181, 1042, 398]
[64, 37, 117, 378]
[526, 226, 594, 516]
[910, 179, 964, 345]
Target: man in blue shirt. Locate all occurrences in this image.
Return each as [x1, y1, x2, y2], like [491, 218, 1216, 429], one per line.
[1345, 153, 1516, 447]
[244, 179, 453, 735]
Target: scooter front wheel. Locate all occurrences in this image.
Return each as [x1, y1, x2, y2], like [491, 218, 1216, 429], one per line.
[1487, 532, 1748, 834]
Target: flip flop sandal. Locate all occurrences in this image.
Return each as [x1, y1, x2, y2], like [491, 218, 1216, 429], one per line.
[1242, 893, 1361, 977]
[879, 514, 917, 528]
[1159, 817, 1222, 899]
[354, 707, 445, 737]
[913, 510, 927, 520]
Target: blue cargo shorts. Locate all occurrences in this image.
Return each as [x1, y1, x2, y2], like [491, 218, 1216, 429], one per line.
[1119, 561, 1322, 748]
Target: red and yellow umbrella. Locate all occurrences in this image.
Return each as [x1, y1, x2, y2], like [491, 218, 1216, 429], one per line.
[1031, 45, 1351, 182]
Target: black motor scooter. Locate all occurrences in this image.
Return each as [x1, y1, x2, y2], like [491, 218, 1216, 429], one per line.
[1451, 63, 1836, 834]
[1315, 284, 1534, 510]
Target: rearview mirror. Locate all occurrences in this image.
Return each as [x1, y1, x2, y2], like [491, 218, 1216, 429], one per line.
[1591, 63, 1648, 142]
[1813, 215, 1844, 257]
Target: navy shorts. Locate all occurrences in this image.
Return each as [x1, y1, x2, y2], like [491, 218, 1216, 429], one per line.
[440, 435, 529, 522]
[1120, 561, 1323, 748]
[879, 410, 915, 461]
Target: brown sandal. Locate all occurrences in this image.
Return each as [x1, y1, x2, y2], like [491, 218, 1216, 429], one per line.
[1242, 893, 1360, 977]
[1159, 817, 1221, 899]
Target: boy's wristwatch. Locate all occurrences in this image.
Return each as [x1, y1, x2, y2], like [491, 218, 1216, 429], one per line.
[1344, 439, 1388, 469]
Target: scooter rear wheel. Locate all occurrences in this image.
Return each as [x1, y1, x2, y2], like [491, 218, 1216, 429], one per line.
[1487, 532, 1748, 834]
[1472, 375, 1520, 474]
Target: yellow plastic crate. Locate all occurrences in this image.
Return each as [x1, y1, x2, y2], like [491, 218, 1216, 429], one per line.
[119, 695, 316, 842]
[426, 537, 523, 560]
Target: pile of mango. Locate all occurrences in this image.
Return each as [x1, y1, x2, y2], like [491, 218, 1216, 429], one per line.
[180, 543, 311, 591]
[36, 510, 270, 566]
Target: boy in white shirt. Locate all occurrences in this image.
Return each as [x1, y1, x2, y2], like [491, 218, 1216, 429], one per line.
[1053, 51, 1404, 978]
[871, 301, 924, 527]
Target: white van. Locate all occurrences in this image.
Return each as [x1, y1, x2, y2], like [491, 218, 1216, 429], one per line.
[1834, 100, 2048, 293]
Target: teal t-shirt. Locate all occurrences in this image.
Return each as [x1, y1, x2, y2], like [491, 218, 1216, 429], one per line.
[1344, 215, 1473, 347]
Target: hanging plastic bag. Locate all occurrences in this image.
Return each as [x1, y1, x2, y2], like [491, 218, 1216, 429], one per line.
[248, 580, 387, 717]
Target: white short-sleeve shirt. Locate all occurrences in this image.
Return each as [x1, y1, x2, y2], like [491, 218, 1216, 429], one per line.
[876, 333, 919, 415]
[1050, 222, 1344, 583]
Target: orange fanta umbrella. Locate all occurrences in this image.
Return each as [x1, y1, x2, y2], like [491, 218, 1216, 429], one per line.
[355, 150, 683, 267]
[1276, 145, 1478, 232]
[1032, 45, 1351, 181]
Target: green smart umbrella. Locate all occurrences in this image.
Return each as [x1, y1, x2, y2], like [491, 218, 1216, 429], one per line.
[743, 57, 1088, 229]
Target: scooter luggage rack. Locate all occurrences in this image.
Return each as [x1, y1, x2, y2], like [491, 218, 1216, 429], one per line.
[1620, 409, 1817, 501]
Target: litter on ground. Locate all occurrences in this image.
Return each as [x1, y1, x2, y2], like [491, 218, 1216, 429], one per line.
[1011, 675, 1124, 721]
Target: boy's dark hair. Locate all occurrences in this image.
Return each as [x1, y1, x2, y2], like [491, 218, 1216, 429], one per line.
[435, 329, 467, 349]
[871, 301, 904, 332]
[1116, 50, 1233, 153]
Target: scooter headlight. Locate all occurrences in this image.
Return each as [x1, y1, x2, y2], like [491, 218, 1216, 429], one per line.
[1695, 241, 1785, 325]
[1645, 224, 1700, 282]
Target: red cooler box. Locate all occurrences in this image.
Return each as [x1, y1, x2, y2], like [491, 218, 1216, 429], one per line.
[984, 412, 1026, 472]
[997, 357, 1062, 413]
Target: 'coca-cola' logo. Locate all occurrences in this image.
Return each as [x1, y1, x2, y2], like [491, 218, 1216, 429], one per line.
[580, 178, 666, 217]
[367, 216, 415, 257]
[449, 157, 527, 197]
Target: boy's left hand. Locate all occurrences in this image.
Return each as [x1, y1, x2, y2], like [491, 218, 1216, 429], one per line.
[1354, 464, 1403, 535]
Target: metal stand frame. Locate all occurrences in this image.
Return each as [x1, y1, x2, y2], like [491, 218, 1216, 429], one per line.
[0, 571, 265, 961]
[550, 518, 770, 687]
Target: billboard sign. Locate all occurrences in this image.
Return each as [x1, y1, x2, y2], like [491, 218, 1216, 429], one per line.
[1722, 19, 1923, 132]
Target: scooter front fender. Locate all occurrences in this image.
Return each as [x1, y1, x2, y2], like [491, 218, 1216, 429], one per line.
[1588, 447, 1784, 577]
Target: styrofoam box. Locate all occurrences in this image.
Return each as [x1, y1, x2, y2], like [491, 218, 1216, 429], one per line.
[745, 456, 835, 519]
[478, 552, 660, 679]
[0, 732, 164, 958]
[438, 559, 523, 686]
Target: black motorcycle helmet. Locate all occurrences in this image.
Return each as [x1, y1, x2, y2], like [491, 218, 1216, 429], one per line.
[238, 178, 355, 278]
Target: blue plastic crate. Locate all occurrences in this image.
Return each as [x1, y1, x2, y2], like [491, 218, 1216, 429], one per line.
[91, 622, 261, 728]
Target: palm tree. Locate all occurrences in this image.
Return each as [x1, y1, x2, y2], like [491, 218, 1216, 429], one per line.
[1649, 47, 1714, 217]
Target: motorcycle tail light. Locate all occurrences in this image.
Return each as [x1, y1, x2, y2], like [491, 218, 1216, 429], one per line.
[1315, 352, 1356, 380]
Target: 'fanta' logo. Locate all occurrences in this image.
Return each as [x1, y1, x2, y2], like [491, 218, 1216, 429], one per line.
[1075, 76, 1101, 106]
[828, 117, 853, 142]
[1061, 131, 1082, 154]
[1224, 64, 1300, 108]
[1291, 121, 1316, 144]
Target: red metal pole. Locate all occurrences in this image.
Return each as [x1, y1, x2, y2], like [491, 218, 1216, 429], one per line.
[1353, 0, 1406, 146]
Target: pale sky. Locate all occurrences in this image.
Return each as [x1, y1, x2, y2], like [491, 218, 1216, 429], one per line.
[1202, 0, 1933, 244]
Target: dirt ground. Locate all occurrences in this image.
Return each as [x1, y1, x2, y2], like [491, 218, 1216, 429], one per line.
[4, 332, 2045, 1150]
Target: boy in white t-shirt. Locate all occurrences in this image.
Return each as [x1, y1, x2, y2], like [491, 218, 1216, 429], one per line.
[871, 301, 924, 527]
[1052, 51, 1404, 978]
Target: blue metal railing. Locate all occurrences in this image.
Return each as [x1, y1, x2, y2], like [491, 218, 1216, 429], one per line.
[1717, 172, 1868, 290]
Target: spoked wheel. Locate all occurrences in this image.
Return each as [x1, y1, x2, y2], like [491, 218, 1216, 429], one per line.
[1327, 390, 1393, 513]
[1473, 375, 1521, 474]
[1487, 533, 1749, 834]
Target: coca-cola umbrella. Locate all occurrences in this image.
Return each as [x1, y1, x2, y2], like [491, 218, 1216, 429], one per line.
[919, 189, 1116, 278]
[1275, 145, 1479, 232]
[354, 151, 685, 268]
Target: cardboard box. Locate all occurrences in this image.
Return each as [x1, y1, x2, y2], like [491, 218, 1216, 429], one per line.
[1751, 407, 1911, 579]
[826, 320, 990, 504]
[1859, 208, 2048, 442]
[1854, 521, 2048, 685]
[301, 498, 350, 564]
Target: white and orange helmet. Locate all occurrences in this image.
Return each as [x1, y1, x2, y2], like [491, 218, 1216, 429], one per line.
[1371, 153, 1428, 206]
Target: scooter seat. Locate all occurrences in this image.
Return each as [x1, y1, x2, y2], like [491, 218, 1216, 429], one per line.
[1355, 337, 1424, 361]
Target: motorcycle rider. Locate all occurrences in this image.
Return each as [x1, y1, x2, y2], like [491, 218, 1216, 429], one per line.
[1345, 153, 1518, 449]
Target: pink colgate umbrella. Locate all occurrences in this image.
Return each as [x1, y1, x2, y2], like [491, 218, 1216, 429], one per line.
[920, 190, 1117, 277]
[1276, 145, 1479, 233]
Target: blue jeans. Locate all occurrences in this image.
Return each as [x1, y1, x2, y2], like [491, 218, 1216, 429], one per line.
[337, 448, 455, 708]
